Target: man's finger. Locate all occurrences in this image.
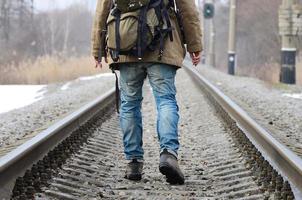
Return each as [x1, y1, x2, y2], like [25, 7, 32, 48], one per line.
[95, 61, 102, 68]
[193, 58, 200, 66]
[193, 59, 200, 63]
[193, 57, 200, 61]
[193, 55, 201, 59]
[99, 63, 103, 68]
[193, 52, 200, 58]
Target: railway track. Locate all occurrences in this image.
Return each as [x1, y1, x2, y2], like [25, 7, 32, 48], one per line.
[0, 64, 302, 199]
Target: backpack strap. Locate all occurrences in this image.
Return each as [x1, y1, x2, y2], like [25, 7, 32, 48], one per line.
[155, 0, 174, 60]
[137, 6, 148, 60]
[111, 9, 121, 62]
[158, 27, 164, 60]
[161, 1, 173, 42]
[157, 27, 173, 60]
[98, 29, 108, 63]
[149, 0, 162, 9]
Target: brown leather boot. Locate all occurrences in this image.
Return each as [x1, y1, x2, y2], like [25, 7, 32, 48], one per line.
[159, 149, 184, 185]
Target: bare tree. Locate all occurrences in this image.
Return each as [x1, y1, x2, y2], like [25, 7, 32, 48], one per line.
[0, 0, 93, 65]
[214, 0, 282, 81]
[0, 0, 12, 44]
[0, 0, 35, 64]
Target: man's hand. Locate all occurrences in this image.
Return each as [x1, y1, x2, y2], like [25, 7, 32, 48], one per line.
[189, 52, 201, 66]
[94, 56, 108, 68]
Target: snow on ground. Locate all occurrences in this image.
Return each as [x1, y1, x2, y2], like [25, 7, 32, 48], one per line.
[0, 85, 46, 114]
[60, 73, 114, 91]
[0, 73, 115, 115]
[0, 73, 115, 150]
[60, 82, 72, 91]
[282, 93, 302, 100]
[78, 73, 114, 81]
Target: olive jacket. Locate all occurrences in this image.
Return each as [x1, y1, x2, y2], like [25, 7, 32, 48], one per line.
[91, 0, 203, 68]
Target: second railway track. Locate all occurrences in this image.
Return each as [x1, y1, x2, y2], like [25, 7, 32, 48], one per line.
[1, 64, 302, 199]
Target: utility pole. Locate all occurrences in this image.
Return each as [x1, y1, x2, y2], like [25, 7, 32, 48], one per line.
[200, 1, 206, 64]
[204, 0, 215, 67]
[227, 0, 236, 75]
[30, 0, 34, 20]
[209, 14, 215, 66]
[279, 0, 297, 84]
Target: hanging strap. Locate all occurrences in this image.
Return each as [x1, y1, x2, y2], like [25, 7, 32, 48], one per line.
[112, 70, 120, 114]
[137, 6, 148, 60]
[98, 29, 108, 63]
[158, 28, 173, 60]
[161, 2, 173, 42]
[112, 10, 121, 62]
[154, 0, 173, 60]
[158, 27, 164, 60]
[149, 0, 162, 9]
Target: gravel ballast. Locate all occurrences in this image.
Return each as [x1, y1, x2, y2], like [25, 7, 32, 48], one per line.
[0, 74, 115, 154]
[184, 60, 302, 156]
[1, 63, 301, 159]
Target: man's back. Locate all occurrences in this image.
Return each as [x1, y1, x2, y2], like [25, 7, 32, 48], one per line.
[91, 0, 202, 69]
[92, 0, 202, 184]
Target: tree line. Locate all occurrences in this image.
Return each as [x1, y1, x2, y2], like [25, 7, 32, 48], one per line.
[0, 0, 93, 65]
[211, 0, 302, 82]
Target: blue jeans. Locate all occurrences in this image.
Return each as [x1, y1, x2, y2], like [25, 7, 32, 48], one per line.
[119, 62, 179, 160]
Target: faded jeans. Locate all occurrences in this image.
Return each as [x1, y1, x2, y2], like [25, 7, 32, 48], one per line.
[119, 62, 179, 160]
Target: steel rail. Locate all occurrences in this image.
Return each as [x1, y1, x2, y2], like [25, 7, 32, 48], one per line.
[0, 88, 115, 199]
[184, 64, 302, 198]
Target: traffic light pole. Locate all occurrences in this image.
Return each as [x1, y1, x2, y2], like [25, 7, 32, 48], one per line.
[280, 0, 296, 84]
[208, 14, 215, 67]
[205, 0, 215, 67]
[227, 0, 236, 75]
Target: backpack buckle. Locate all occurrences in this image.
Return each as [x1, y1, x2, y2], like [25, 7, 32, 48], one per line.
[110, 50, 120, 62]
[158, 50, 163, 60]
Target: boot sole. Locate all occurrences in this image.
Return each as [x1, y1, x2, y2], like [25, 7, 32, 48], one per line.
[125, 173, 142, 181]
[159, 162, 184, 185]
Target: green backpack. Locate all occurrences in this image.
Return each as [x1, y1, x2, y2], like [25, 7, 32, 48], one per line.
[103, 0, 175, 62]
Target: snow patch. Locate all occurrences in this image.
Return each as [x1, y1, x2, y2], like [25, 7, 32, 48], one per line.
[60, 73, 115, 91]
[78, 73, 114, 81]
[61, 82, 72, 91]
[282, 93, 302, 100]
[0, 85, 46, 114]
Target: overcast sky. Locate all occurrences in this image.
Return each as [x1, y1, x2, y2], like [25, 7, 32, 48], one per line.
[35, 0, 97, 11]
[35, 0, 227, 12]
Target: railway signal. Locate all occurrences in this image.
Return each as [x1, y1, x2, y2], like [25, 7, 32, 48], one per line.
[204, 0, 215, 67]
[227, 0, 237, 75]
[204, 3, 215, 19]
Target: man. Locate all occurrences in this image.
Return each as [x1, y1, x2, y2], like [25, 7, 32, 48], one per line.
[92, 0, 202, 185]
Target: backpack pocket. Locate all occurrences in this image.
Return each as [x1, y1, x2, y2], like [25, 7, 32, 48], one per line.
[106, 9, 159, 53]
[107, 11, 140, 51]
